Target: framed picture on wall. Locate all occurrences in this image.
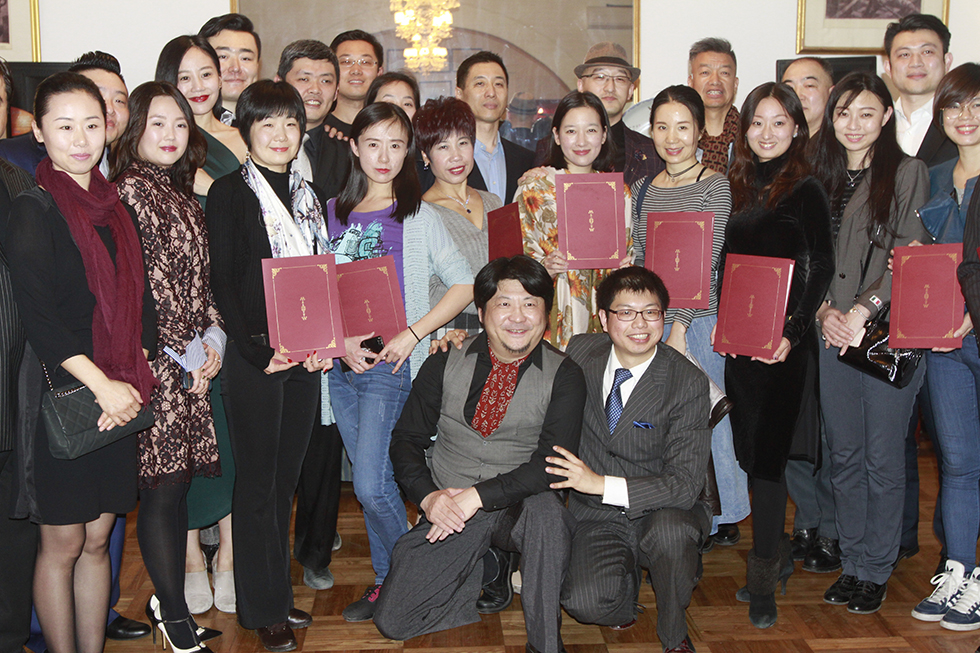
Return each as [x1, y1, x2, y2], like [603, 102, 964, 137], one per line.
[796, 0, 949, 54]
[0, 0, 39, 63]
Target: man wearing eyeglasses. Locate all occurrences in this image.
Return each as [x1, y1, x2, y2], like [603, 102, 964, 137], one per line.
[553, 266, 710, 653]
[328, 30, 384, 136]
[535, 43, 663, 186]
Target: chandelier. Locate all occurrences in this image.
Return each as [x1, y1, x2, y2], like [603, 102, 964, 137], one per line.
[391, 0, 459, 72]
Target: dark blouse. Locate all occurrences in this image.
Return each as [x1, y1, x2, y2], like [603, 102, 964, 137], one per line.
[206, 165, 326, 370]
[5, 187, 157, 383]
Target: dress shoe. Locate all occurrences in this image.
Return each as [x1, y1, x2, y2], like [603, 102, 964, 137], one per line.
[255, 622, 296, 652]
[700, 536, 715, 554]
[286, 609, 312, 629]
[803, 537, 842, 573]
[847, 580, 887, 614]
[157, 616, 211, 653]
[145, 594, 221, 643]
[664, 636, 696, 652]
[790, 527, 817, 561]
[824, 573, 858, 605]
[894, 544, 919, 567]
[106, 616, 152, 640]
[709, 396, 734, 429]
[477, 547, 518, 614]
[303, 566, 335, 590]
[609, 618, 636, 630]
[713, 523, 740, 546]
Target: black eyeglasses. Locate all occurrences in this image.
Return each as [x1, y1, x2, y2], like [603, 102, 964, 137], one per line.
[606, 308, 664, 322]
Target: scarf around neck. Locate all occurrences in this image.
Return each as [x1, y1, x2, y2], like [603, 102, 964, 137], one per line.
[35, 157, 158, 403]
[699, 105, 740, 174]
[242, 158, 329, 258]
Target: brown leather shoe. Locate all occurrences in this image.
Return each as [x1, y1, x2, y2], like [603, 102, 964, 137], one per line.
[286, 609, 312, 629]
[255, 622, 296, 652]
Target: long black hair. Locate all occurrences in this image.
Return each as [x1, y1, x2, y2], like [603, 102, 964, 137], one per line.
[548, 91, 616, 172]
[813, 71, 903, 246]
[334, 102, 422, 224]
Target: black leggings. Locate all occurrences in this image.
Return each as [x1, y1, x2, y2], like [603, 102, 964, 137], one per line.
[751, 475, 787, 559]
[137, 481, 190, 620]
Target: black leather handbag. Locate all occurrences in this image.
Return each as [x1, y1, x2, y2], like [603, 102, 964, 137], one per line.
[837, 242, 922, 388]
[40, 361, 154, 460]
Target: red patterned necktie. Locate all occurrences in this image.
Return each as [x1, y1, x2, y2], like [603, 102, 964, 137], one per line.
[471, 349, 527, 438]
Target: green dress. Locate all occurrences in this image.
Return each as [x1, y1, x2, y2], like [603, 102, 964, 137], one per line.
[187, 131, 241, 529]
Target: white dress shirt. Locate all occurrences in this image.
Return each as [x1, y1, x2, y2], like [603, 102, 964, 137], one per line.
[894, 96, 935, 157]
[600, 343, 656, 509]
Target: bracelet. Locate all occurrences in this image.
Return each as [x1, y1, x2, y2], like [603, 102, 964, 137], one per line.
[849, 307, 869, 319]
[408, 326, 422, 342]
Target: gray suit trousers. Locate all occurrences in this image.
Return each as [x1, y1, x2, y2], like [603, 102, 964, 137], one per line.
[562, 505, 709, 649]
[374, 492, 575, 653]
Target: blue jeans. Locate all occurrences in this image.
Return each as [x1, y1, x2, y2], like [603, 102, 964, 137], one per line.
[664, 314, 750, 531]
[329, 362, 411, 584]
[927, 336, 980, 571]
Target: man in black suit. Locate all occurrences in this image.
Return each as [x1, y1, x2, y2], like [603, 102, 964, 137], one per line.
[534, 42, 664, 187]
[452, 51, 534, 204]
[552, 266, 710, 653]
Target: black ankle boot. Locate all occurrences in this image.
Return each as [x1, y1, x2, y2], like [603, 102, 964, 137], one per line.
[477, 547, 519, 614]
[746, 548, 780, 629]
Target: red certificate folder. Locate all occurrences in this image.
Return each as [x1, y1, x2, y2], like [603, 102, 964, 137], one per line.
[555, 172, 627, 270]
[645, 211, 714, 309]
[335, 256, 407, 344]
[488, 202, 524, 261]
[890, 243, 965, 349]
[262, 254, 345, 360]
[714, 254, 794, 358]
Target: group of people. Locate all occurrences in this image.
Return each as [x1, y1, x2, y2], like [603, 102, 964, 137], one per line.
[0, 8, 979, 653]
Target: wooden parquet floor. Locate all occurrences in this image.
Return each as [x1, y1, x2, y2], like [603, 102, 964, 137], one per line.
[105, 439, 978, 653]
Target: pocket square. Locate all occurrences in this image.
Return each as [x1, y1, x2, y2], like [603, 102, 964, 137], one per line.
[633, 421, 655, 429]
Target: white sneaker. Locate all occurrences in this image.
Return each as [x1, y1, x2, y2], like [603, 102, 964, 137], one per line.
[911, 559, 965, 622]
[942, 567, 980, 631]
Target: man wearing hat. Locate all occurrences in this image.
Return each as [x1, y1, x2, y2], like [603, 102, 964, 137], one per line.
[535, 42, 663, 186]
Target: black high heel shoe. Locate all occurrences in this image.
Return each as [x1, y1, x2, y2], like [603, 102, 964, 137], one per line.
[146, 595, 221, 644]
[156, 616, 211, 653]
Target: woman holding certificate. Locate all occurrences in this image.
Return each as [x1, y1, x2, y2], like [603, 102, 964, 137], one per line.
[910, 64, 980, 629]
[809, 71, 929, 618]
[630, 85, 749, 545]
[323, 102, 472, 623]
[205, 80, 331, 652]
[517, 90, 632, 351]
[111, 81, 224, 652]
[6, 72, 158, 653]
[717, 82, 834, 628]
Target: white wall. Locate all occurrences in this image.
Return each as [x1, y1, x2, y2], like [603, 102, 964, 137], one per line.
[38, 0, 232, 87]
[637, 0, 980, 104]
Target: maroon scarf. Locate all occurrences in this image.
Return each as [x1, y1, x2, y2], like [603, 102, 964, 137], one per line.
[36, 157, 158, 403]
[699, 105, 740, 174]
[471, 349, 528, 438]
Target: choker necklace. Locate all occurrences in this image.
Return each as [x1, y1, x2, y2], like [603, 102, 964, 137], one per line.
[666, 161, 699, 181]
[444, 191, 472, 213]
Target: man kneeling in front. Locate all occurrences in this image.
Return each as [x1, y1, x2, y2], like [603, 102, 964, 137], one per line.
[551, 266, 711, 653]
[373, 255, 585, 653]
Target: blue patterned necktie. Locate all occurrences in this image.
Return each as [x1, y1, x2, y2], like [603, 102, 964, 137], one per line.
[605, 368, 632, 433]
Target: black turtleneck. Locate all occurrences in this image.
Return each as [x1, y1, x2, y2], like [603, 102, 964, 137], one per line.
[255, 163, 291, 209]
[609, 120, 626, 173]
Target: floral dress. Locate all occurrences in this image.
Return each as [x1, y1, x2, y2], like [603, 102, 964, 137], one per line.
[117, 161, 223, 488]
[516, 168, 632, 350]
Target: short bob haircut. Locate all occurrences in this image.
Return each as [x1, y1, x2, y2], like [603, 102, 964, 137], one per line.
[412, 96, 476, 156]
[474, 255, 554, 317]
[933, 62, 980, 128]
[34, 71, 105, 125]
[334, 102, 421, 225]
[729, 82, 809, 213]
[549, 90, 616, 172]
[596, 265, 670, 314]
[367, 71, 421, 113]
[235, 80, 307, 151]
[155, 35, 221, 88]
[110, 81, 207, 197]
[649, 84, 706, 134]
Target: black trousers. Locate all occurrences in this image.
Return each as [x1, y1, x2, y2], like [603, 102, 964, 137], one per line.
[293, 402, 343, 572]
[224, 347, 320, 629]
[0, 450, 37, 653]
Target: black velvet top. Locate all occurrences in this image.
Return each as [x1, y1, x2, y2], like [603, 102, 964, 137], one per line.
[719, 157, 835, 348]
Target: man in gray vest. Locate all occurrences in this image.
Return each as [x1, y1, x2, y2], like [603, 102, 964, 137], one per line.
[553, 266, 710, 653]
[374, 255, 586, 653]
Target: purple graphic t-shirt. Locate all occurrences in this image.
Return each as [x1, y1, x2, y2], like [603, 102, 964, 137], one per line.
[325, 198, 405, 299]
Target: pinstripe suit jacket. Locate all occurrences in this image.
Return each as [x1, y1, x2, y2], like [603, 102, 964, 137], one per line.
[564, 333, 710, 522]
